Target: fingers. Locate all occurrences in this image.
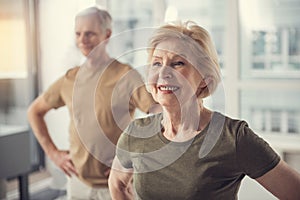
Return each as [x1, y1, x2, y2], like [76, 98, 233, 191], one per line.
[66, 159, 79, 176]
[61, 160, 78, 177]
[53, 150, 78, 177]
[62, 167, 72, 177]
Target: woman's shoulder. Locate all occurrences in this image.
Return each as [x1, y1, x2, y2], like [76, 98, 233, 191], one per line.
[135, 113, 162, 125]
[213, 112, 249, 131]
[118, 113, 163, 152]
[210, 112, 251, 141]
[124, 113, 163, 137]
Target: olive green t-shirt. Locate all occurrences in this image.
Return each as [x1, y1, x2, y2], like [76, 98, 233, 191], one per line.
[116, 112, 280, 200]
[43, 60, 156, 187]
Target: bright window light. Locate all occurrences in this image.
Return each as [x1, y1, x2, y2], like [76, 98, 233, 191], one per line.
[164, 5, 178, 22]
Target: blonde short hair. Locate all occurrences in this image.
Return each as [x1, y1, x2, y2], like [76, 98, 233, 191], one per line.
[147, 21, 221, 98]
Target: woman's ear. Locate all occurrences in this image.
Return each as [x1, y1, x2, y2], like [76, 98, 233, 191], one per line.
[196, 76, 213, 98]
[199, 76, 212, 89]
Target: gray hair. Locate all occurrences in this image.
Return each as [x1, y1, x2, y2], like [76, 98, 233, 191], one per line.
[76, 6, 112, 32]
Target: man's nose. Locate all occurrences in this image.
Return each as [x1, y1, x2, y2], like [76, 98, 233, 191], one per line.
[78, 34, 87, 43]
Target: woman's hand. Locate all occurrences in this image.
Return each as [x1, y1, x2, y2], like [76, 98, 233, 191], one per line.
[109, 156, 134, 200]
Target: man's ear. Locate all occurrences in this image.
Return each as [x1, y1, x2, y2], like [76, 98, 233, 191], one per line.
[106, 29, 112, 39]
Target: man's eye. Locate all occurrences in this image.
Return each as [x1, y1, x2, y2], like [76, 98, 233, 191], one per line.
[85, 32, 94, 37]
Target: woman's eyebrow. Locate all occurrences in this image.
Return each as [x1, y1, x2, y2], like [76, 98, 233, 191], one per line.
[177, 54, 187, 59]
[152, 54, 187, 59]
[152, 55, 162, 59]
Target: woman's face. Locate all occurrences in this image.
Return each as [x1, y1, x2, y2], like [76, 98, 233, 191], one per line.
[147, 38, 205, 107]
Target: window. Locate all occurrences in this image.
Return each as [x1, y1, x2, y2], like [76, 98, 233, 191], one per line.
[107, 0, 300, 138]
[239, 0, 300, 140]
[107, 0, 227, 115]
[241, 90, 300, 135]
[0, 1, 31, 126]
[108, 0, 226, 70]
[250, 28, 300, 76]
[240, 0, 300, 79]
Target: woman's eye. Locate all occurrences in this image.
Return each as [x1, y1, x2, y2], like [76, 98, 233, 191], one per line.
[152, 62, 162, 67]
[171, 61, 185, 67]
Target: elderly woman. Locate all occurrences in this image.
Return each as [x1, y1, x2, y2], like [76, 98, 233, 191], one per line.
[108, 21, 300, 200]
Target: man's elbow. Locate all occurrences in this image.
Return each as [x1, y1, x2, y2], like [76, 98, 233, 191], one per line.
[27, 102, 37, 122]
[27, 96, 49, 120]
[27, 101, 41, 122]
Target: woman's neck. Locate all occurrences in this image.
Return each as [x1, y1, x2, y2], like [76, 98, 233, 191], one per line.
[161, 98, 212, 141]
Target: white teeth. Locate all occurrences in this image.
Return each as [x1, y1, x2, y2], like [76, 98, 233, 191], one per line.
[160, 86, 178, 91]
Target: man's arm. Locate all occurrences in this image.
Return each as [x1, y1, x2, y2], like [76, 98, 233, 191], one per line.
[256, 159, 300, 199]
[27, 95, 77, 177]
[109, 156, 134, 200]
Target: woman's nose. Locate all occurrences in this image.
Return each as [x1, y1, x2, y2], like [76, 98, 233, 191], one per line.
[159, 65, 173, 79]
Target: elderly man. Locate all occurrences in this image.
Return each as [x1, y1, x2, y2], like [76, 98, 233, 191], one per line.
[28, 7, 156, 199]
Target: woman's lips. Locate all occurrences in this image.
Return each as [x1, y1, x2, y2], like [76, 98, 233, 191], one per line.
[158, 85, 179, 92]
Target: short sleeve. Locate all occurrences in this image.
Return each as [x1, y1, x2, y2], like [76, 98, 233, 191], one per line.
[236, 122, 280, 179]
[129, 70, 156, 114]
[43, 76, 65, 109]
[116, 131, 133, 169]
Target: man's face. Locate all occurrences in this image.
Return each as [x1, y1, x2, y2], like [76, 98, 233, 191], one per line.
[75, 14, 110, 56]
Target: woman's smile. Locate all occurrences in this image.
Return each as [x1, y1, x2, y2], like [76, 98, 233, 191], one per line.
[157, 84, 179, 93]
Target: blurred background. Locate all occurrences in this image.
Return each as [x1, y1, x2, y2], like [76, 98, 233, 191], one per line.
[0, 0, 299, 199]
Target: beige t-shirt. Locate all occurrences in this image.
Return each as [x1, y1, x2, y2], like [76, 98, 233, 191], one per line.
[43, 60, 156, 187]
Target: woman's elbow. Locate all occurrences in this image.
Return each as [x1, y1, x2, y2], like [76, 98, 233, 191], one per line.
[108, 172, 133, 200]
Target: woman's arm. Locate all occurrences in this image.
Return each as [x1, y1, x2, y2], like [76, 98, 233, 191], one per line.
[256, 159, 300, 200]
[109, 156, 134, 200]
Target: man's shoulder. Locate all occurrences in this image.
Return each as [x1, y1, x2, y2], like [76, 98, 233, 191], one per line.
[110, 59, 133, 71]
[106, 60, 143, 80]
[65, 66, 80, 78]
